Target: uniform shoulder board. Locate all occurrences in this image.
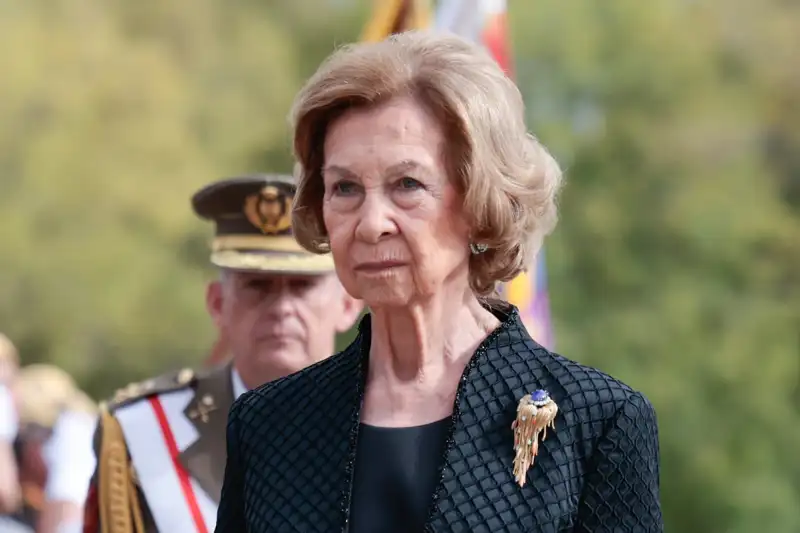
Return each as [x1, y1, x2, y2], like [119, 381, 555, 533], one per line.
[105, 367, 199, 412]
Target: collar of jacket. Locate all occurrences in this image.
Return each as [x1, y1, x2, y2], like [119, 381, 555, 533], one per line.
[234, 303, 577, 532]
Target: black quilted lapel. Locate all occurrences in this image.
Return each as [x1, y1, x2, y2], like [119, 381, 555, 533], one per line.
[229, 306, 661, 532]
[242, 308, 580, 532]
[425, 308, 577, 533]
[238, 332, 367, 532]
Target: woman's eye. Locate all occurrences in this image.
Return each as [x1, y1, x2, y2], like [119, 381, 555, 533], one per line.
[398, 177, 422, 190]
[333, 180, 358, 195]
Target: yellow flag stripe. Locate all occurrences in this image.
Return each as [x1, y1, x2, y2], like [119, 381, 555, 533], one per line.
[361, 0, 408, 42]
[408, 0, 432, 31]
[361, 0, 431, 42]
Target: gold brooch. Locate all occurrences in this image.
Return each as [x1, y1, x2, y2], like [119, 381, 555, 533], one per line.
[244, 185, 292, 234]
[511, 389, 558, 487]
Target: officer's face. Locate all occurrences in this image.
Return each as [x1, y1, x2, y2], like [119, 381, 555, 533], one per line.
[206, 271, 361, 388]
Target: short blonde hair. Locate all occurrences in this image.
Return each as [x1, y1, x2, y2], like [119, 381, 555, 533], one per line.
[291, 30, 563, 295]
[15, 364, 97, 428]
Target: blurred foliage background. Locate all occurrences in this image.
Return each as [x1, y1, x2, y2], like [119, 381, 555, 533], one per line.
[0, 0, 798, 531]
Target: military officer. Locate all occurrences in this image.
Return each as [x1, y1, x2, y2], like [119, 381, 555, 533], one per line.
[82, 174, 362, 533]
[6, 364, 93, 533]
[39, 388, 97, 533]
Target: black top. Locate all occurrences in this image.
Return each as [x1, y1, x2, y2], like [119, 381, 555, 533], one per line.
[349, 419, 450, 533]
[215, 305, 664, 533]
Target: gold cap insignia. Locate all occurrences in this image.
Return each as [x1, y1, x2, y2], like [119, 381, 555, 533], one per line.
[243, 185, 292, 235]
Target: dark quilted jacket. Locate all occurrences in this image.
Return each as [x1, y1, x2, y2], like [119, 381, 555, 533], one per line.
[215, 306, 663, 533]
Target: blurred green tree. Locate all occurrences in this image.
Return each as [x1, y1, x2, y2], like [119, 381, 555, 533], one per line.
[510, 0, 800, 531]
[0, 0, 366, 395]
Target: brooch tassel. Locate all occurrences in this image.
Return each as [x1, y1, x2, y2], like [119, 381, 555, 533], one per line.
[511, 389, 558, 487]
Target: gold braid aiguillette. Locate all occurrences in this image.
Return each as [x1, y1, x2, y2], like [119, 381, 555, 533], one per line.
[511, 389, 558, 487]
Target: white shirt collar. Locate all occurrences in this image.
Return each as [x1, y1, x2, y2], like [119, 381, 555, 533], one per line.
[231, 367, 248, 400]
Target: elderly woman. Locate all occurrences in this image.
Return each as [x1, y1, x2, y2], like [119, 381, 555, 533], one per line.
[216, 31, 662, 533]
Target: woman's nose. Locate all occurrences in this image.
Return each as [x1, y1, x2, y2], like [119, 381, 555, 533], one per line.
[354, 193, 397, 243]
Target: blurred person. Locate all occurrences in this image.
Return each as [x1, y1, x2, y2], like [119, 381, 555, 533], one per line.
[0, 381, 20, 515]
[4, 364, 85, 532]
[216, 31, 663, 533]
[83, 175, 362, 533]
[0, 334, 19, 386]
[37, 390, 97, 533]
[0, 335, 21, 517]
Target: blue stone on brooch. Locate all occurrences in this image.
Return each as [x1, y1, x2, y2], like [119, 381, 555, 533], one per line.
[531, 389, 550, 406]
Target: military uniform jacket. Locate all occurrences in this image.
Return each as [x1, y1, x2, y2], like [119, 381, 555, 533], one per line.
[216, 306, 664, 533]
[84, 363, 236, 533]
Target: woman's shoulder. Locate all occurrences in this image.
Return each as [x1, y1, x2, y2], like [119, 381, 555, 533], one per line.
[482, 332, 659, 460]
[509, 343, 656, 432]
[529, 346, 655, 422]
[485, 310, 656, 424]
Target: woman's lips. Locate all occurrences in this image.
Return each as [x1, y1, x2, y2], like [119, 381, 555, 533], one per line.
[353, 261, 407, 272]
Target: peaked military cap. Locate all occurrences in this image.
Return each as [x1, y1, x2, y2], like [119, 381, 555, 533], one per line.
[192, 174, 334, 274]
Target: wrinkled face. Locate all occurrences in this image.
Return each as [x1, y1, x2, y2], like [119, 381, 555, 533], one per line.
[206, 271, 360, 384]
[321, 97, 471, 307]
